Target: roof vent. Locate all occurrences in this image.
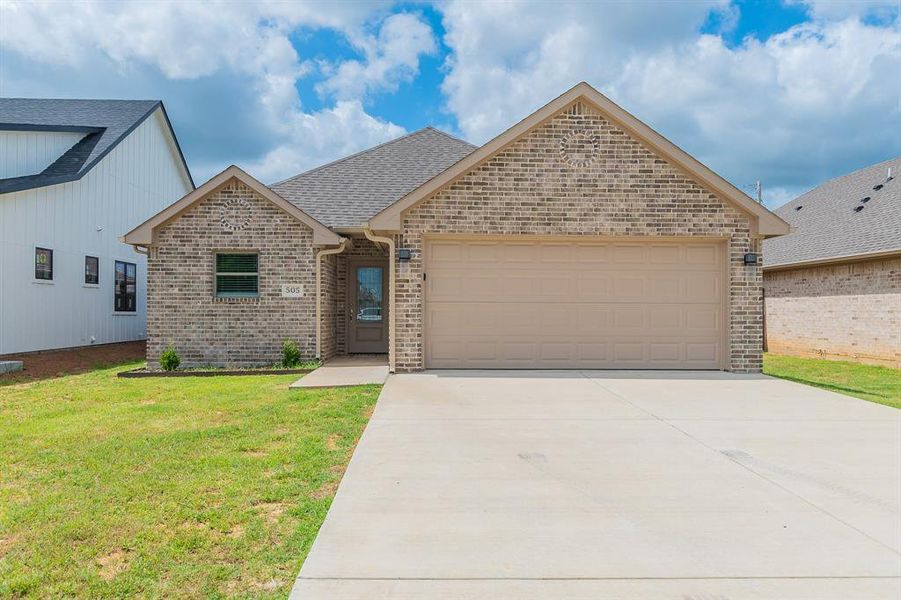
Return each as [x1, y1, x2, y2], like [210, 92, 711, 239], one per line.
[853, 205, 864, 212]
[795, 205, 803, 211]
[873, 183, 884, 191]
[861, 196, 871, 203]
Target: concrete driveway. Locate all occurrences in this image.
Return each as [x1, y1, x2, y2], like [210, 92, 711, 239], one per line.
[292, 371, 901, 599]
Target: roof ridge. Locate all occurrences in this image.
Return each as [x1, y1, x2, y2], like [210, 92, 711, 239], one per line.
[0, 97, 159, 103]
[423, 125, 477, 149]
[270, 127, 444, 187]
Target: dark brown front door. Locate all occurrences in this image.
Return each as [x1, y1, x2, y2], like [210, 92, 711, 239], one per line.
[347, 260, 388, 353]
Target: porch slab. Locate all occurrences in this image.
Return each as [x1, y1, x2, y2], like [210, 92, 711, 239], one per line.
[290, 355, 389, 389]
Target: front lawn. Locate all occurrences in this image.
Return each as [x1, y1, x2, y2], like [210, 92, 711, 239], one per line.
[0, 362, 380, 598]
[763, 354, 901, 409]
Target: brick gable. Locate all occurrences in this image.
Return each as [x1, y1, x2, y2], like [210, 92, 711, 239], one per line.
[396, 101, 763, 372]
[146, 180, 317, 367]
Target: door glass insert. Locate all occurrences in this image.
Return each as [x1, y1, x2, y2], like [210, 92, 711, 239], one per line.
[356, 267, 383, 321]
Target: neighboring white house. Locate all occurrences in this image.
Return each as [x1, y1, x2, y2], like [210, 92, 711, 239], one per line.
[0, 99, 194, 354]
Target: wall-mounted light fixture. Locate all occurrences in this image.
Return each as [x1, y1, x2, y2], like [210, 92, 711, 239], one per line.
[743, 252, 759, 265]
[397, 248, 412, 262]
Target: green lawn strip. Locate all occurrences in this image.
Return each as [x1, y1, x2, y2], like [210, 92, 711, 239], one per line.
[763, 353, 901, 409]
[0, 365, 380, 598]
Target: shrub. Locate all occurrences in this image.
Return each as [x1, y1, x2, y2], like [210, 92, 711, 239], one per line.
[281, 340, 301, 368]
[159, 345, 181, 371]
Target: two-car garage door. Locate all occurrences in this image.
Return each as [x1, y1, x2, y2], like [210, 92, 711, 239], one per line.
[424, 237, 726, 369]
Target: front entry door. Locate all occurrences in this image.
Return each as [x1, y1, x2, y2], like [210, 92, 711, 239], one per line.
[347, 260, 388, 353]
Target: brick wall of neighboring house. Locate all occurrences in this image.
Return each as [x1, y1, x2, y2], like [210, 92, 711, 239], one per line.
[335, 237, 387, 354]
[147, 180, 317, 368]
[764, 257, 901, 368]
[396, 100, 762, 372]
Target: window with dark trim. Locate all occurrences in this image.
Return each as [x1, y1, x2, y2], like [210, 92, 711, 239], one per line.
[215, 253, 259, 298]
[85, 256, 99, 284]
[35, 247, 53, 280]
[114, 260, 136, 312]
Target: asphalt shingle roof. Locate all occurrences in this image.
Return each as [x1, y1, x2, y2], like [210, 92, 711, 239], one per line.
[0, 98, 192, 194]
[270, 127, 477, 228]
[763, 157, 901, 267]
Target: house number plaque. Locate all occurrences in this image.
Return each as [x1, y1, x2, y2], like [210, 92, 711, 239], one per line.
[281, 284, 305, 298]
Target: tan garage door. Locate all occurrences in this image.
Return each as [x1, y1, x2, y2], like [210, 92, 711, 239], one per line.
[424, 237, 726, 369]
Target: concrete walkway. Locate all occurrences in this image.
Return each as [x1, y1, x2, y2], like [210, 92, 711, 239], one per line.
[289, 355, 389, 389]
[292, 371, 901, 598]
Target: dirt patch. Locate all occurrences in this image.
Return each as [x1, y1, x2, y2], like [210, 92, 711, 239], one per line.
[0, 341, 145, 384]
[0, 533, 20, 557]
[97, 548, 131, 581]
[311, 479, 339, 500]
[226, 524, 245, 539]
[325, 433, 341, 451]
[256, 502, 285, 525]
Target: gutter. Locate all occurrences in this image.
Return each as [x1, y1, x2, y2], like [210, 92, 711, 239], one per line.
[315, 239, 347, 360]
[363, 224, 396, 373]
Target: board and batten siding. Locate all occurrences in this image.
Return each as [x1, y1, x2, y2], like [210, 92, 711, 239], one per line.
[0, 109, 192, 354]
[0, 130, 88, 179]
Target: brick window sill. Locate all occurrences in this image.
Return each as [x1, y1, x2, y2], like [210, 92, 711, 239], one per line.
[213, 296, 261, 303]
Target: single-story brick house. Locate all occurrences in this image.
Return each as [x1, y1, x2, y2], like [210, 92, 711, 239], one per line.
[123, 82, 789, 372]
[763, 158, 900, 368]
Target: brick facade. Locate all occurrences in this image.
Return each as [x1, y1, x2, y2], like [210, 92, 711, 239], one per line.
[319, 252, 339, 361]
[395, 101, 762, 372]
[764, 257, 901, 367]
[146, 181, 317, 368]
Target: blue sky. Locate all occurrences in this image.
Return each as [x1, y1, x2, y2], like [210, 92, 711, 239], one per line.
[1, 0, 899, 207]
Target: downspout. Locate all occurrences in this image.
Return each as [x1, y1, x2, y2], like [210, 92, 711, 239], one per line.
[316, 239, 347, 361]
[363, 224, 396, 373]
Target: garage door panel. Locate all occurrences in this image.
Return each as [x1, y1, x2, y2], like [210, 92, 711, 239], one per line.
[425, 238, 725, 369]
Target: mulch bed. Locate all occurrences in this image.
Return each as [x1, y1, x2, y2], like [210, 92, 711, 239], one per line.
[118, 367, 314, 378]
[0, 341, 146, 384]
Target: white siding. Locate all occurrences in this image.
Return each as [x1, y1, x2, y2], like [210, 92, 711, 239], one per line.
[0, 109, 193, 354]
[0, 130, 87, 179]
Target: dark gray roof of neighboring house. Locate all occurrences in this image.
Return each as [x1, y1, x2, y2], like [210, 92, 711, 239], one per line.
[763, 157, 901, 267]
[270, 127, 477, 228]
[0, 98, 194, 194]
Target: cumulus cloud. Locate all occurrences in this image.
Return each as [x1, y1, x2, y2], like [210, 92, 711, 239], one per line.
[439, 0, 900, 206]
[317, 12, 438, 100]
[0, 0, 431, 182]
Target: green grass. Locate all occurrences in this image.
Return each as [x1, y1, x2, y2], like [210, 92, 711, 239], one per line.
[763, 354, 901, 409]
[0, 361, 380, 598]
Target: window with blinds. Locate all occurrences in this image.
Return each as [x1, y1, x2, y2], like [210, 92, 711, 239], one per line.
[215, 253, 259, 298]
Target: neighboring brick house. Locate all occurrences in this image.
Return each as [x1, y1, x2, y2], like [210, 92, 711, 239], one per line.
[124, 82, 789, 372]
[763, 158, 901, 368]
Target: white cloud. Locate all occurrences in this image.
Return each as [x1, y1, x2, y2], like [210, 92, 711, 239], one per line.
[246, 101, 405, 183]
[317, 12, 438, 100]
[0, 0, 420, 182]
[439, 0, 901, 206]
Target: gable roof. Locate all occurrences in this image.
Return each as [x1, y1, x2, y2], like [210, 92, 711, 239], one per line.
[763, 157, 901, 269]
[0, 98, 194, 194]
[368, 82, 790, 237]
[270, 127, 476, 229]
[122, 165, 342, 247]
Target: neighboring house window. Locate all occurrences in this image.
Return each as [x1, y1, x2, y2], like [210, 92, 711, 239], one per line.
[35, 247, 53, 280]
[215, 253, 259, 298]
[85, 256, 99, 284]
[114, 260, 136, 312]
